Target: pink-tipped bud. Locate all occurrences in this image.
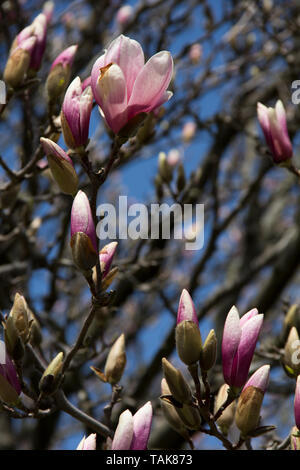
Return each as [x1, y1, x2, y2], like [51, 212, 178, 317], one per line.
[4, 36, 36, 88]
[99, 241, 118, 279]
[295, 375, 300, 431]
[0, 340, 21, 404]
[76, 433, 96, 450]
[116, 5, 133, 26]
[40, 137, 78, 195]
[17, 13, 47, 72]
[176, 289, 202, 365]
[177, 289, 198, 325]
[61, 76, 93, 150]
[46, 48, 75, 100]
[257, 100, 293, 164]
[222, 306, 264, 389]
[70, 191, 97, 271]
[235, 365, 270, 436]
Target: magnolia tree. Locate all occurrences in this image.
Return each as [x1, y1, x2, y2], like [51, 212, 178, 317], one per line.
[1, 0, 300, 451]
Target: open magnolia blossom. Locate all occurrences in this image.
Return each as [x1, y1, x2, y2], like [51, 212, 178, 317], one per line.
[91, 34, 173, 134]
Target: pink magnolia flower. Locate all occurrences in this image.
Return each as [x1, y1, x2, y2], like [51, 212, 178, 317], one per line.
[177, 289, 198, 325]
[295, 375, 300, 430]
[222, 306, 264, 389]
[17, 13, 47, 71]
[116, 5, 133, 26]
[61, 77, 93, 149]
[99, 241, 118, 278]
[71, 190, 97, 251]
[50, 45, 77, 71]
[112, 402, 153, 450]
[257, 100, 293, 163]
[0, 340, 21, 404]
[91, 35, 173, 134]
[76, 433, 96, 450]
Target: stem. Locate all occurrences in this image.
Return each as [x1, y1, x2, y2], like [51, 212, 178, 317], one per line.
[55, 389, 113, 439]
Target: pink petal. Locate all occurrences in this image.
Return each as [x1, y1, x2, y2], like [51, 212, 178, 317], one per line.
[222, 306, 242, 385]
[233, 314, 264, 388]
[94, 63, 128, 133]
[177, 289, 198, 325]
[295, 376, 300, 430]
[239, 308, 258, 327]
[105, 35, 144, 99]
[243, 365, 270, 393]
[128, 51, 173, 117]
[130, 401, 153, 450]
[112, 410, 134, 450]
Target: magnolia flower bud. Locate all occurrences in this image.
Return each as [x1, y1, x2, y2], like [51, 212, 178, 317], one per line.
[4, 37, 36, 88]
[112, 402, 153, 450]
[200, 329, 217, 372]
[162, 357, 193, 405]
[116, 5, 133, 26]
[295, 375, 300, 430]
[40, 137, 78, 195]
[175, 289, 202, 365]
[76, 433, 96, 450]
[182, 121, 197, 143]
[8, 293, 30, 343]
[70, 191, 98, 271]
[104, 334, 126, 385]
[4, 315, 24, 361]
[189, 43, 202, 64]
[61, 77, 93, 150]
[39, 352, 64, 395]
[46, 45, 78, 103]
[160, 379, 190, 440]
[222, 306, 264, 389]
[235, 365, 270, 437]
[283, 304, 300, 340]
[283, 327, 300, 377]
[214, 384, 236, 436]
[257, 100, 293, 164]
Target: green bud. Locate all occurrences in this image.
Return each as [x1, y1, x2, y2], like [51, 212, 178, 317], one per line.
[283, 327, 300, 377]
[39, 352, 64, 395]
[160, 379, 190, 440]
[9, 293, 30, 343]
[162, 357, 193, 404]
[70, 232, 98, 272]
[104, 334, 126, 385]
[46, 64, 71, 103]
[235, 386, 263, 437]
[200, 329, 217, 372]
[175, 404, 201, 430]
[4, 316, 24, 361]
[4, 48, 30, 88]
[175, 321, 202, 365]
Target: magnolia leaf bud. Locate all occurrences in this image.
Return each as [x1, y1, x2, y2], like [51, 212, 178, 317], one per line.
[104, 334, 126, 385]
[39, 352, 64, 395]
[160, 379, 190, 440]
[162, 357, 193, 405]
[200, 329, 217, 372]
[175, 404, 201, 431]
